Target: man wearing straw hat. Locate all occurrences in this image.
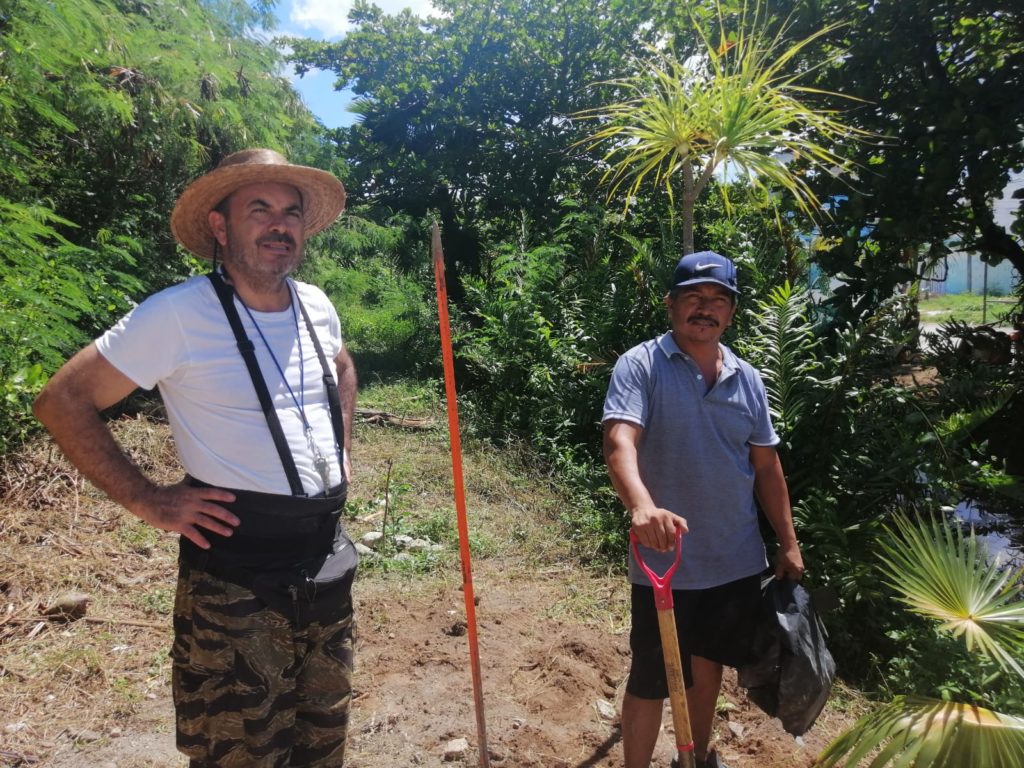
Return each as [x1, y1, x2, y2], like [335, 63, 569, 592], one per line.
[603, 251, 804, 768]
[34, 148, 359, 766]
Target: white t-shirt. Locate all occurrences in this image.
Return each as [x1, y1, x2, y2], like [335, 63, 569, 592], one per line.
[96, 274, 344, 495]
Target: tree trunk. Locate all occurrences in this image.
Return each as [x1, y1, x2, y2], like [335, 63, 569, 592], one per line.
[901, 244, 921, 353]
[681, 160, 696, 255]
[681, 202, 695, 255]
[969, 191, 1024, 277]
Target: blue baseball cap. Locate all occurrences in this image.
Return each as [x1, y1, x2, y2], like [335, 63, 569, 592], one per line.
[671, 251, 739, 295]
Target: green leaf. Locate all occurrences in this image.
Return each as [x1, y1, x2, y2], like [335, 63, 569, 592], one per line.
[878, 513, 1024, 678]
[818, 696, 1024, 767]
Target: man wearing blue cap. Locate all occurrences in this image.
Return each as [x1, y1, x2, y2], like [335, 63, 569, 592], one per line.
[603, 251, 804, 768]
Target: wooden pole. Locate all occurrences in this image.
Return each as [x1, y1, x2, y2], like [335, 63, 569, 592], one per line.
[432, 221, 490, 768]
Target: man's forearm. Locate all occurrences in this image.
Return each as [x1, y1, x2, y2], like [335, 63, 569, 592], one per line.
[752, 450, 804, 578]
[32, 346, 162, 515]
[336, 349, 357, 452]
[754, 462, 798, 545]
[34, 348, 240, 548]
[604, 438, 653, 514]
[34, 391, 156, 514]
[604, 421, 687, 551]
[609, 462, 656, 515]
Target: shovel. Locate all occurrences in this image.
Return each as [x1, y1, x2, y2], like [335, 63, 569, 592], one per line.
[631, 528, 696, 768]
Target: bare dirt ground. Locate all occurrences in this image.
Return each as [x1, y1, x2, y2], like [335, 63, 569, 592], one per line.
[1, 402, 860, 768]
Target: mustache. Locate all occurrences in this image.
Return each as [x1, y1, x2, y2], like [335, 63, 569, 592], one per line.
[687, 315, 719, 326]
[257, 233, 297, 247]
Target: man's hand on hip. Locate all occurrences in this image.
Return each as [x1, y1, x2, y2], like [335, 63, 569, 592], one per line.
[630, 506, 688, 553]
[130, 482, 239, 550]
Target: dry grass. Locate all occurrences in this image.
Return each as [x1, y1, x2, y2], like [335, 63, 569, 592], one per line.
[1, 415, 182, 765]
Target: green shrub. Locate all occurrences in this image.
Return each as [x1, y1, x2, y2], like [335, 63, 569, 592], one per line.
[300, 215, 437, 379]
[0, 202, 140, 451]
[321, 258, 436, 376]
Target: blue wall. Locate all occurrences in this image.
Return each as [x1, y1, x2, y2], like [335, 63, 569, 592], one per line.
[922, 252, 1019, 296]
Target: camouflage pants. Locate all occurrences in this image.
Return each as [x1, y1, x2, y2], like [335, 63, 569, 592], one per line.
[171, 560, 355, 767]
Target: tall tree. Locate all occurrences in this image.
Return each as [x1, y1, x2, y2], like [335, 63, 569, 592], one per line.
[283, 0, 666, 301]
[579, 0, 865, 255]
[777, 0, 1024, 311]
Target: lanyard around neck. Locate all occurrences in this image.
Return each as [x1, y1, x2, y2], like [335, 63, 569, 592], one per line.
[236, 283, 335, 490]
[236, 283, 310, 427]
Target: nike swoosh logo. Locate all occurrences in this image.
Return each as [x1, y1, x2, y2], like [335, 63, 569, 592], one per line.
[694, 263, 720, 272]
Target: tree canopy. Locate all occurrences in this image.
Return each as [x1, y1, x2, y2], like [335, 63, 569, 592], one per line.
[286, 0, 1023, 306]
[776, 0, 1024, 313]
[0, 0, 324, 447]
[283, 0, 680, 297]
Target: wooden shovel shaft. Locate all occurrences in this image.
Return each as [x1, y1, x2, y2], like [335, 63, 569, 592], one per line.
[630, 530, 696, 767]
[656, 609, 697, 768]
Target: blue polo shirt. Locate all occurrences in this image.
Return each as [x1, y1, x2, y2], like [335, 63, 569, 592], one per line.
[603, 332, 779, 589]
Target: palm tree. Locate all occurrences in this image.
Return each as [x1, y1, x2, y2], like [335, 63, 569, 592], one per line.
[817, 513, 1024, 767]
[577, 0, 865, 254]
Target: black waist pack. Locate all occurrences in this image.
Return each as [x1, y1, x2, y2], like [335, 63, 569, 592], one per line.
[179, 477, 358, 628]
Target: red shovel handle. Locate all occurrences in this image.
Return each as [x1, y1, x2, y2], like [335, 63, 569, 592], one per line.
[630, 527, 683, 610]
[630, 527, 695, 765]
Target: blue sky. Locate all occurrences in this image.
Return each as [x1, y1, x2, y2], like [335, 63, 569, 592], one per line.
[274, 0, 436, 128]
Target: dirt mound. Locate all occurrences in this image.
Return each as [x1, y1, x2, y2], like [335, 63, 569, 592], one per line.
[348, 573, 631, 767]
[340, 571, 848, 768]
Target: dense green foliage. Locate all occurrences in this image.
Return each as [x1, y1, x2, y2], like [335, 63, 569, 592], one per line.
[737, 287, 1022, 685]
[297, 212, 437, 377]
[775, 0, 1024, 322]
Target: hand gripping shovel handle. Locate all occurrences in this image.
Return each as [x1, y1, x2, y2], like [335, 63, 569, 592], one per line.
[630, 528, 696, 768]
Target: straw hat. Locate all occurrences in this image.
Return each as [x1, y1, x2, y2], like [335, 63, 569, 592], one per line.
[170, 148, 346, 259]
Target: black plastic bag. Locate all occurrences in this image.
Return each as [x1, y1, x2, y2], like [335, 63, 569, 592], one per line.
[737, 576, 836, 736]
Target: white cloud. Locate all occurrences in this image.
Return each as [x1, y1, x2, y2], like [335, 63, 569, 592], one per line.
[289, 0, 437, 39]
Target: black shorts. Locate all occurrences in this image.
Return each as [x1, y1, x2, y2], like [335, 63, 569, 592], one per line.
[627, 574, 762, 699]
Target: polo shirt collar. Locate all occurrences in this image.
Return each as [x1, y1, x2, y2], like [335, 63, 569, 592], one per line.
[656, 332, 740, 380]
[656, 332, 684, 359]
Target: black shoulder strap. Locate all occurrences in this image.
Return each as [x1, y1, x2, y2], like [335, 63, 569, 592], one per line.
[295, 295, 347, 476]
[207, 272, 305, 496]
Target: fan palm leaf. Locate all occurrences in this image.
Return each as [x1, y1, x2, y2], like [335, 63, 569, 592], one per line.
[878, 514, 1024, 678]
[816, 495, 1024, 766]
[817, 696, 1024, 767]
